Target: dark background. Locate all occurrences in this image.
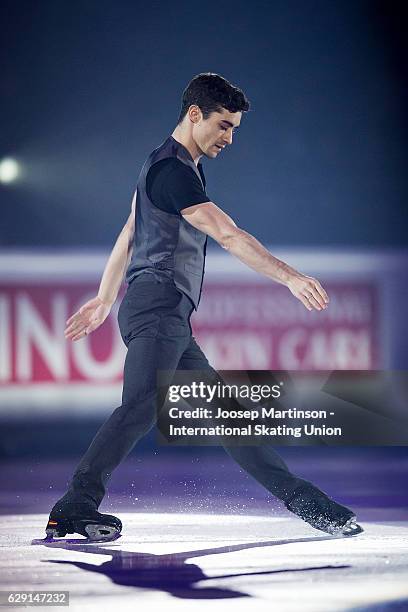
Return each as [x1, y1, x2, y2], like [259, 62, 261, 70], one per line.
[1, 0, 407, 248]
[0, 0, 407, 494]
[0, 3, 407, 528]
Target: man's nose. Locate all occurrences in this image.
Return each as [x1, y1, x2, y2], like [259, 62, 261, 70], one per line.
[223, 130, 233, 145]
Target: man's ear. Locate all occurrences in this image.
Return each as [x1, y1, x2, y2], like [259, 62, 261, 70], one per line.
[188, 105, 202, 125]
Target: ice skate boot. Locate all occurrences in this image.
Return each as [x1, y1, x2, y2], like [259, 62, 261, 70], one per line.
[285, 486, 363, 537]
[45, 497, 122, 541]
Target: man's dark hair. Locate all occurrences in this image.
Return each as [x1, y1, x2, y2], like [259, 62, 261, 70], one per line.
[177, 73, 250, 124]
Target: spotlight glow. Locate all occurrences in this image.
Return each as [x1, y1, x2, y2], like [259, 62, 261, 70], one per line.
[0, 158, 20, 184]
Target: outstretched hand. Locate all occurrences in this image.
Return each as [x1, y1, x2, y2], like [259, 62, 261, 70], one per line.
[64, 296, 112, 341]
[287, 273, 329, 311]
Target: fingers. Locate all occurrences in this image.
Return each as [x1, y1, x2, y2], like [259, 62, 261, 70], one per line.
[304, 292, 323, 310]
[65, 318, 101, 341]
[315, 280, 329, 304]
[66, 311, 81, 327]
[65, 317, 90, 339]
[65, 299, 98, 326]
[304, 279, 329, 310]
[66, 310, 87, 329]
[290, 275, 330, 312]
[298, 293, 313, 311]
[65, 297, 104, 341]
[85, 320, 100, 334]
[304, 287, 326, 310]
[70, 328, 89, 341]
[65, 320, 83, 335]
[64, 325, 87, 340]
[310, 280, 329, 306]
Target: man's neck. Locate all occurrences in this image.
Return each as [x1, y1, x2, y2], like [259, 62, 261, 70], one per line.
[171, 126, 202, 166]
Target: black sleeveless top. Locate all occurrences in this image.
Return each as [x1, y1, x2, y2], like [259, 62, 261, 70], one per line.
[125, 136, 208, 310]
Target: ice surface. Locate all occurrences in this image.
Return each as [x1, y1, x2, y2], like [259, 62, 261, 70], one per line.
[1, 513, 407, 611]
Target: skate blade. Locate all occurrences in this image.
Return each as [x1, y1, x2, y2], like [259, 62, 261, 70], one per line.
[42, 517, 121, 543]
[84, 523, 122, 542]
[33, 529, 121, 545]
[32, 535, 60, 545]
[341, 520, 364, 537]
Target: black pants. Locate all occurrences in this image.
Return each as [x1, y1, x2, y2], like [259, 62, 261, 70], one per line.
[66, 274, 320, 508]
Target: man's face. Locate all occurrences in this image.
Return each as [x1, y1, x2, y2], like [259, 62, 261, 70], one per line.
[192, 107, 242, 158]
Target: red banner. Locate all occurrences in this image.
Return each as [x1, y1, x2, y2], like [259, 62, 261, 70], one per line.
[2, 248, 403, 414]
[194, 281, 380, 370]
[0, 280, 379, 389]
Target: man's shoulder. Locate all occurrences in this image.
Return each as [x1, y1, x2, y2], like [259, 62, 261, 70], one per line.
[151, 156, 195, 173]
[147, 157, 198, 185]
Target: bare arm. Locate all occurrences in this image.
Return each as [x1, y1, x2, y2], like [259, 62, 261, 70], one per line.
[64, 191, 136, 341]
[181, 201, 329, 312]
[97, 190, 136, 306]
